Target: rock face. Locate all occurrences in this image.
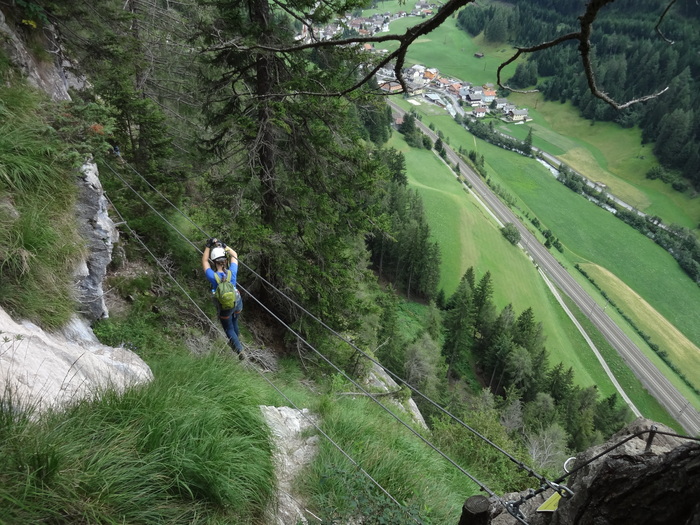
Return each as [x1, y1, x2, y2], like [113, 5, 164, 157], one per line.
[74, 160, 119, 321]
[550, 419, 700, 525]
[261, 405, 320, 525]
[486, 418, 700, 525]
[0, 307, 152, 414]
[366, 362, 428, 430]
[0, 8, 85, 101]
[1, 6, 116, 321]
[0, 9, 135, 410]
[0, 158, 138, 417]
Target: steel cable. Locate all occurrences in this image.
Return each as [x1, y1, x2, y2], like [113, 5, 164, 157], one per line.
[105, 193, 422, 524]
[106, 156, 553, 485]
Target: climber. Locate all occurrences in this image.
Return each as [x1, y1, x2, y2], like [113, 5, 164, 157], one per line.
[110, 144, 125, 164]
[202, 237, 244, 359]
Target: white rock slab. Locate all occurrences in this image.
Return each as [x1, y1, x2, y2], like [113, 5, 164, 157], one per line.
[0, 308, 152, 414]
[261, 405, 320, 525]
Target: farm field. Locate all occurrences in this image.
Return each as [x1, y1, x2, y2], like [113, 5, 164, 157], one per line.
[390, 96, 700, 410]
[387, 132, 680, 424]
[484, 141, 700, 351]
[500, 94, 700, 230]
[366, 5, 699, 232]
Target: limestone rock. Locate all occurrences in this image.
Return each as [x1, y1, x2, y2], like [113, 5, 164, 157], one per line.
[0, 9, 73, 101]
[74, 160, 119, 320]
[261, 405, 320, 525]
[0, 307, 152, 414]
[366, 362, 428, 430]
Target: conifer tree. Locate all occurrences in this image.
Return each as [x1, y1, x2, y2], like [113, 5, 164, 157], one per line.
[442, 272, 474, 378]
[376, 288, 406, 374]
[196, 0, 389, 330]
[547, 363, 575, 406]
[472, 270, 496, 339]
[479, 303, 515, 377]
[524, 127, 533, 155]
[513, 307, 545, 354]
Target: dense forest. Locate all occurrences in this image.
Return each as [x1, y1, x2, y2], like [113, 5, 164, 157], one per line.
[457, 0, 700, 191]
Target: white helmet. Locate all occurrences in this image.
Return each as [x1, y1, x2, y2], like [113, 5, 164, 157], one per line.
[210, 247, 226, 261]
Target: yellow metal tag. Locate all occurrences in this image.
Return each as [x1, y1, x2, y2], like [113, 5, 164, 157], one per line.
[536, 492, 561, 513]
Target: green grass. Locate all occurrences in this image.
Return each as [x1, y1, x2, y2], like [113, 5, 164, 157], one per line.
[369, 9, 700, 231]
[496, 121, 570, 157]
[466, 132, 700, 394]
[0, 352, 276, 524]
[301, 392, 480, 523]
[387, 132, 636, 397]
[396, 299, 432, 343]
[0, 85, 85, 328]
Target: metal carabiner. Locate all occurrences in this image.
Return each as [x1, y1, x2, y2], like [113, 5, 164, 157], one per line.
[544, 480, 575, 499]
[564, 456, 576, 473]
[503, 500, 530, 525]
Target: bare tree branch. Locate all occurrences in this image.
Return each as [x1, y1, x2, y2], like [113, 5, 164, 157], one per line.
[201, 0, 674, 107]
[655, 0, 677, 44]
[497, 0, 671, 109]
[496, 31, 579, 94]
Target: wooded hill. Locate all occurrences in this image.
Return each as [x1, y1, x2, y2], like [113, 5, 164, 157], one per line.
[458, 0, 700, 191]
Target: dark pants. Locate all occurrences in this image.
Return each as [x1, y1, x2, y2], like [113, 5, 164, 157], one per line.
[214, 295, 243, 353]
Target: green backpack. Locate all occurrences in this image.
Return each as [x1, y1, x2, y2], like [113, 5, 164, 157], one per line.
[214, 271, 239, 310]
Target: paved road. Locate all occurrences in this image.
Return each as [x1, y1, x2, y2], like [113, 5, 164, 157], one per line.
[389, 101, 700, 436]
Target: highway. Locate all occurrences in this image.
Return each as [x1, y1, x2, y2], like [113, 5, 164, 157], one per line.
[389, 100, 700, 436]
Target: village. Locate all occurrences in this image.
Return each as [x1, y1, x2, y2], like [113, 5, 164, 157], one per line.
[297, 2, 532, 124]
[376, 64, 531, 123]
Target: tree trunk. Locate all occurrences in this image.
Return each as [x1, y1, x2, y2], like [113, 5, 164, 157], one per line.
[459, 495, 490, 525]
[250, 0, 278, 311]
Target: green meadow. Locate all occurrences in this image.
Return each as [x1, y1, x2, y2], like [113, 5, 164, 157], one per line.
[485, 143, 700, 349]
[388, 133, 632, 399]
[501, 94, 700, 230]
[368, 1, 699, 416]
[390, 93, 700, 409]
[368, 5, 699, 231]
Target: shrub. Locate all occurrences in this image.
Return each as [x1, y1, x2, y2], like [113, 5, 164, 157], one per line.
[501, 223, 521, 245]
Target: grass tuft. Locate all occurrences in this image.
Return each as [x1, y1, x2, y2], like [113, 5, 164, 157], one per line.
[302, 395, 477, 523]
[0, 352, 276, 524]
[0, 83, 86, 328]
